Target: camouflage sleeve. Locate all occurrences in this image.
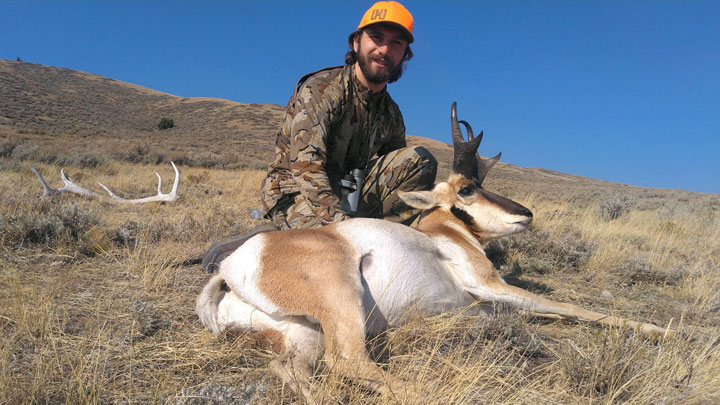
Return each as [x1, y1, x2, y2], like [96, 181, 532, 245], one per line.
[288, 83, 348, 224]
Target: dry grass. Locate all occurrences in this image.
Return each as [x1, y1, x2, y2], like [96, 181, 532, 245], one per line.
[1, 155, 718, 404]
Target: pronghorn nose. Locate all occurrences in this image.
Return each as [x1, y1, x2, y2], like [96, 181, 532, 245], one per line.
[480, 188, 533, 218]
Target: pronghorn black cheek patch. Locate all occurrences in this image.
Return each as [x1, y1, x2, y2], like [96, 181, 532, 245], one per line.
[451, 206, 475, 228]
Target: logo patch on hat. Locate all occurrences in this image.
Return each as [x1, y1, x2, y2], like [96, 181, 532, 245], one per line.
[370, 9, 387, 20]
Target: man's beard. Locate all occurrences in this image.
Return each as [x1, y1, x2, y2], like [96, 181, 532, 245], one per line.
[357, 46, 401, 85]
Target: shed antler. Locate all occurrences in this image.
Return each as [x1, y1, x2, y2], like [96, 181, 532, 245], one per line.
[30, 162, 179, 203]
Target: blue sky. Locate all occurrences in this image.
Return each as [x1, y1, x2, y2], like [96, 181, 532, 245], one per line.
[2, 1, 719, 193]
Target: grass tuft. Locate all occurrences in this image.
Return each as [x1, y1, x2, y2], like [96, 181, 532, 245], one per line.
[597, 195, 635, 221]
[0, 196, 102, 254]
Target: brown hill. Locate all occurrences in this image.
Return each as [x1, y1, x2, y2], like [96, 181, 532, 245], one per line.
[1, 58, 717, 210]
[0, 59, 281, 170]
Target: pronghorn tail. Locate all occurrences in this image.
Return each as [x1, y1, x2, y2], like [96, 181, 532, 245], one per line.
[196, 274, 227, 334]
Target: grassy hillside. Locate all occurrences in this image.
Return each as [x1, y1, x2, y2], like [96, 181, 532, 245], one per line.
[1, 59, 280, 170]
[1, 59, 719, 403]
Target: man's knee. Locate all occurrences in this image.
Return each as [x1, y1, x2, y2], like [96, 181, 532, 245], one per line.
[413, 146, 437, 188]
[366, 146, 437, 194]
[393, 146, 436, 190]
[270, 194, 326, 230]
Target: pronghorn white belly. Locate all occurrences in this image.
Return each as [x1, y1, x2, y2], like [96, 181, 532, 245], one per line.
[334, 219, 470, 333]
[217, 289, 323, 347]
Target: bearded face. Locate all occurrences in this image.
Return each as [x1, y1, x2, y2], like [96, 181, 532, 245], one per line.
[353, 26, 407, 86]
[356, 39, 400, 85]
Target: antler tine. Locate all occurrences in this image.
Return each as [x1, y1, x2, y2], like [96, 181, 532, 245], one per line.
[459, 122, 486, 151]
[30, 166, 57, 197]
[169, 161, 180, 196]
[451, 102, 464, 144]
[32, 163, 179, 203]
[458, 120, 488, 172]
[37, 167, 102, 198]
[457, 119, 474, 141]
[452, 104, 482, 150]
[98, 161, 179, 204]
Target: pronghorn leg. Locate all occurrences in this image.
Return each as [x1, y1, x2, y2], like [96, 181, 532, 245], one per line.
[214, 291, 326, 401]
[317, 289, 407, 398]
[246, 230, 408, 397]
[250, 320, 327, 404]
[470, 281, 673, 339]
[268, 341, 321, 404]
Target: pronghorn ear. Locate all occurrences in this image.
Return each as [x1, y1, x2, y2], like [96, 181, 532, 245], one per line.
[398, 190, 438, 210]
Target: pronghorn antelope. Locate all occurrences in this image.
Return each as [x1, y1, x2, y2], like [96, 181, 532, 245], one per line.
[196, 103, 672, 400]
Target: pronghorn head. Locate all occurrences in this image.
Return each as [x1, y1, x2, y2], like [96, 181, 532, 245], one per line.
[400, 102, 533, 241]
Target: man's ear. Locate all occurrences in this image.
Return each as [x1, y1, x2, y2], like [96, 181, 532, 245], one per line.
[353, 33, 360, 53]
[398, 190, 438, 210]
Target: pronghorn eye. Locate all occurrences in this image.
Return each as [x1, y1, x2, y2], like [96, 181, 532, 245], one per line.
[458, 186, 474, 197]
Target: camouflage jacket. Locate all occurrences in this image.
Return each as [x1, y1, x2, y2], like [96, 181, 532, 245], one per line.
[260, 64, 406, 224]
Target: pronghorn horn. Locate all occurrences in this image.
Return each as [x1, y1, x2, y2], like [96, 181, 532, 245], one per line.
[451, 102, 465, 145]
[451, 102, 482, 181]
[450, 102, 502, 185]
[477, 152, 501, 185]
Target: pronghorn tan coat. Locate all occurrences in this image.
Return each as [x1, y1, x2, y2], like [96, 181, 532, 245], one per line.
[196, 105, 672, 401]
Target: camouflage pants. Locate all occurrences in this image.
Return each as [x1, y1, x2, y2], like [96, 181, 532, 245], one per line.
[271, 146, 437, 230]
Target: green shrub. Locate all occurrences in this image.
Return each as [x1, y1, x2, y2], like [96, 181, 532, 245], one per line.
[112, 149, 166, 165]
[11, 145, 104, 168]
[11, 145, 58, 164]
[597, 195, 635, 221]
[55, 153, 104, 168]
[0, 140, 17, 157]
[0, 159, 23, 172]
[0, 199, 101, 252]
[157, 117, 174, 130]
